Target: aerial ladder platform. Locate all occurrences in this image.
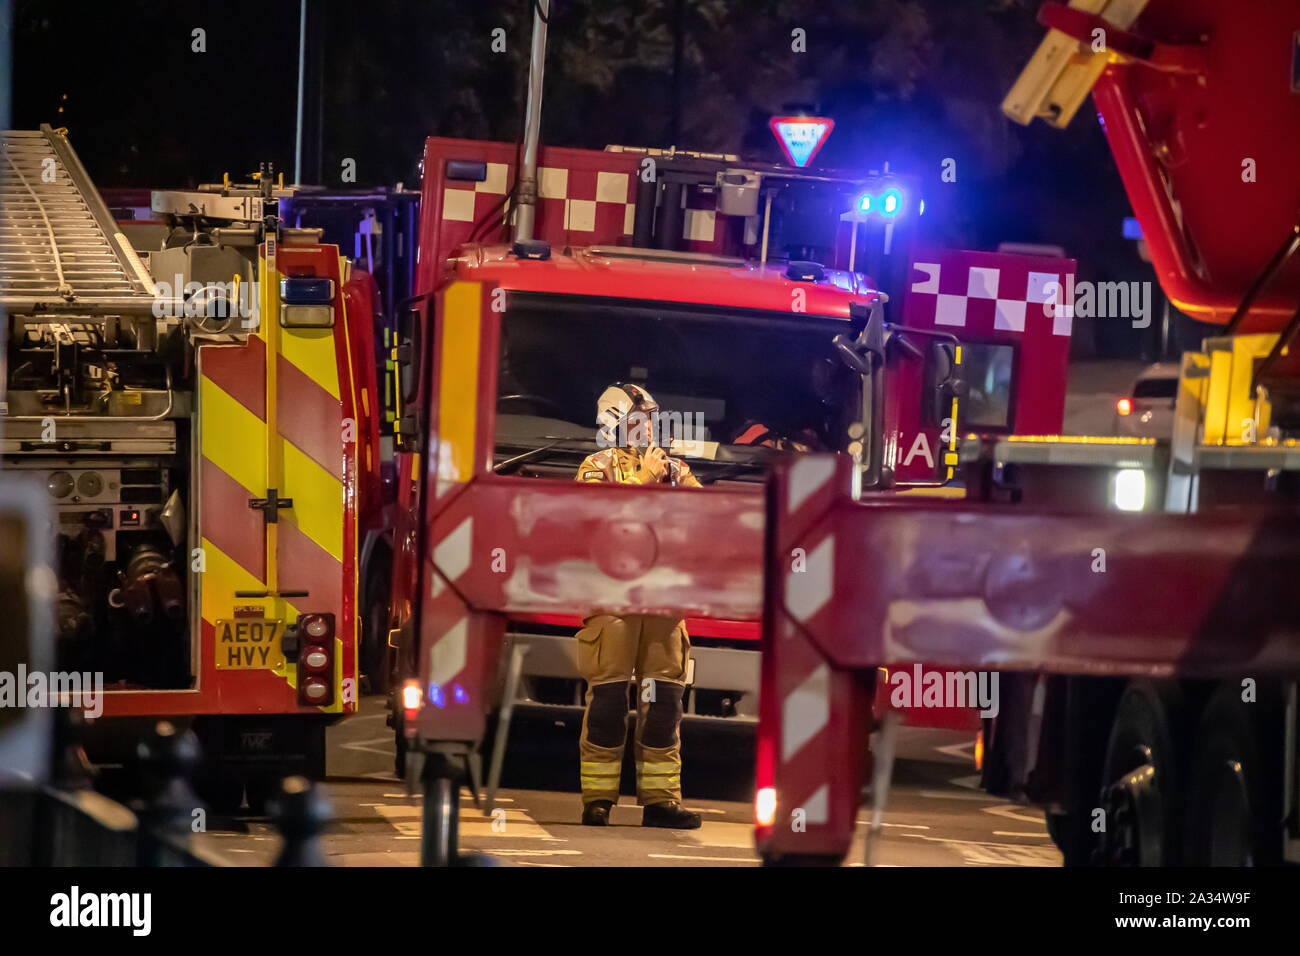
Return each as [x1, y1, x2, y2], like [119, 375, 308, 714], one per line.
[0, 124, 157, 315]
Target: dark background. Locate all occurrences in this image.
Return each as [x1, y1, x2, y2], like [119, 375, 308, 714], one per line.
[9, 0, 1169, 356]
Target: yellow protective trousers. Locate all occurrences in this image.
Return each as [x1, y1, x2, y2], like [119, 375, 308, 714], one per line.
[576, 613, 690, 806]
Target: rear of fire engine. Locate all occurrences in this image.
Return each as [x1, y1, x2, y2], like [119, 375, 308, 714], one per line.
[386, 3, 1078, 865]
[756, 0, 1300, 866]
[0, 126, 376, 809]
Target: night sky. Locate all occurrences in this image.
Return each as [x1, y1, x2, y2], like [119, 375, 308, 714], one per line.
[10, 0, 1163, 356]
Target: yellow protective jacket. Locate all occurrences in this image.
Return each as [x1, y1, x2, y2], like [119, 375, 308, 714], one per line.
[574, 446, 701, 487]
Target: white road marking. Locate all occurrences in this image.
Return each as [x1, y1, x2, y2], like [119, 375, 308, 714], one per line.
[982, 804, 1045, 825]
[371, 803, 562, 841]
[648, 853, 760, 863]
[993, 831, 1051, 838]
[480, 848, 582, 857]
[338, 736, 401, 758]
[854, 819, 930, 829]
[899, 832, 1060, 866]
[934, 741, 976, 762]
[917, 789, 996, 801]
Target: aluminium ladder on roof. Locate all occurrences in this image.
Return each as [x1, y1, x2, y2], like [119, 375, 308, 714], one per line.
[0, 124, 157, 314]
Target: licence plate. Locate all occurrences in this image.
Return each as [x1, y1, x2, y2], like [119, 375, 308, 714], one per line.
[215, 618, 286, 670]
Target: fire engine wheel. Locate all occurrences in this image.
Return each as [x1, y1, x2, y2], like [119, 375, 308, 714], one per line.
[245, 775, 274, 816]
[1183, 683, 1282, 866]
[420, 756, 460, 867]
[394, 729, 408, 779]
[200, 777, 245, 815]
[1097, 681, 1188, 866]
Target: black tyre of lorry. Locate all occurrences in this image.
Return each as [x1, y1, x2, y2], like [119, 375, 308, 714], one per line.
[245, 775, 274, 816]
[198, 776, 245, 815]
[420, 755, 460, 867]
[1037, 676, 1123, 867]
[360, 558, 392, 696]
[1184, 682, 1283, 866]
[1098, 680, 1189, 866]
[394, 719, 408, 779]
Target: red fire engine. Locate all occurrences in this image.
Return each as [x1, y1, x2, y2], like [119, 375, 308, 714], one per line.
[1, 128, 380, 809]
[756, 0, 1300, 866]
[384, 3, 1078, 864]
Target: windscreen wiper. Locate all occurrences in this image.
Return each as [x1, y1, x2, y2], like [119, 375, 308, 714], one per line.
[494, 437, 589, 475]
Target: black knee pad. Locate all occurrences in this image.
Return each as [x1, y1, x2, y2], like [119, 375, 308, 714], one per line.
[586, 681, 629, 748]
[641, 681, 684, 748]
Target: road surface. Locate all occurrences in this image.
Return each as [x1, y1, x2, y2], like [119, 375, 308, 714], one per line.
[194, 696, 1062, 867]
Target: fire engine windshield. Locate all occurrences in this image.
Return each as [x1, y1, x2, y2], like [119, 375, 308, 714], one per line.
[494, 293, 861, 483]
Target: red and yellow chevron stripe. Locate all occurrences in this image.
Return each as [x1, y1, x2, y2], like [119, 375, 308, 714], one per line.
[192, 245, 359, 715]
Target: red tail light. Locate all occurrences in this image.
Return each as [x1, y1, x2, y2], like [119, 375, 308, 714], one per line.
[402, 679, 421, 737]
[1116, 397, 1132, 416]
[297, 612, 335, 706]
[754, 621, 780, 845]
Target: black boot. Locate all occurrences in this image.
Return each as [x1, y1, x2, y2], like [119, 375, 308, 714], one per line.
[641, 801, 702, 829]
[581, 799, 613, 826]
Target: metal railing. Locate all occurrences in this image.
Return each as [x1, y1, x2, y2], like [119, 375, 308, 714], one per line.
[2, 713, 331, 867]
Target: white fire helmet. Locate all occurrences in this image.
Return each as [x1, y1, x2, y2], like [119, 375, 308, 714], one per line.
[596, 382, 659, 447]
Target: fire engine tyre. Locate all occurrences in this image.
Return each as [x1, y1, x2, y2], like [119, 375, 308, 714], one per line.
[245, 776, 274, 816]
[394, 727, 408, 779]
[1098, 680, 1189, 866]
[361, 560, 392, 696]
[420, 759, 460, 867]
[1184, 683, 1283, 867]
[200, 777, 245, 815]
[391, 701, 408, 778]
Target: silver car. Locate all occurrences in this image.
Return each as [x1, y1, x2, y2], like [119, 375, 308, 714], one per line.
[1115, 363, 1179, 438]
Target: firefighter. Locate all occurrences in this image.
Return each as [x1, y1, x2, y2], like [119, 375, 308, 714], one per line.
[573, 383, 703, 829]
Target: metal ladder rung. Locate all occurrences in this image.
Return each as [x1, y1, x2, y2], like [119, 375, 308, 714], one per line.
[0, 124, 156, 307]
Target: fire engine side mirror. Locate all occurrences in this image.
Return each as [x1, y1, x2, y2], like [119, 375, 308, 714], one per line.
[925, 341, 968, 425]
[397, 305, 423, 405]
[832, 334, 875, 377]
[392, 301, 425, 453]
